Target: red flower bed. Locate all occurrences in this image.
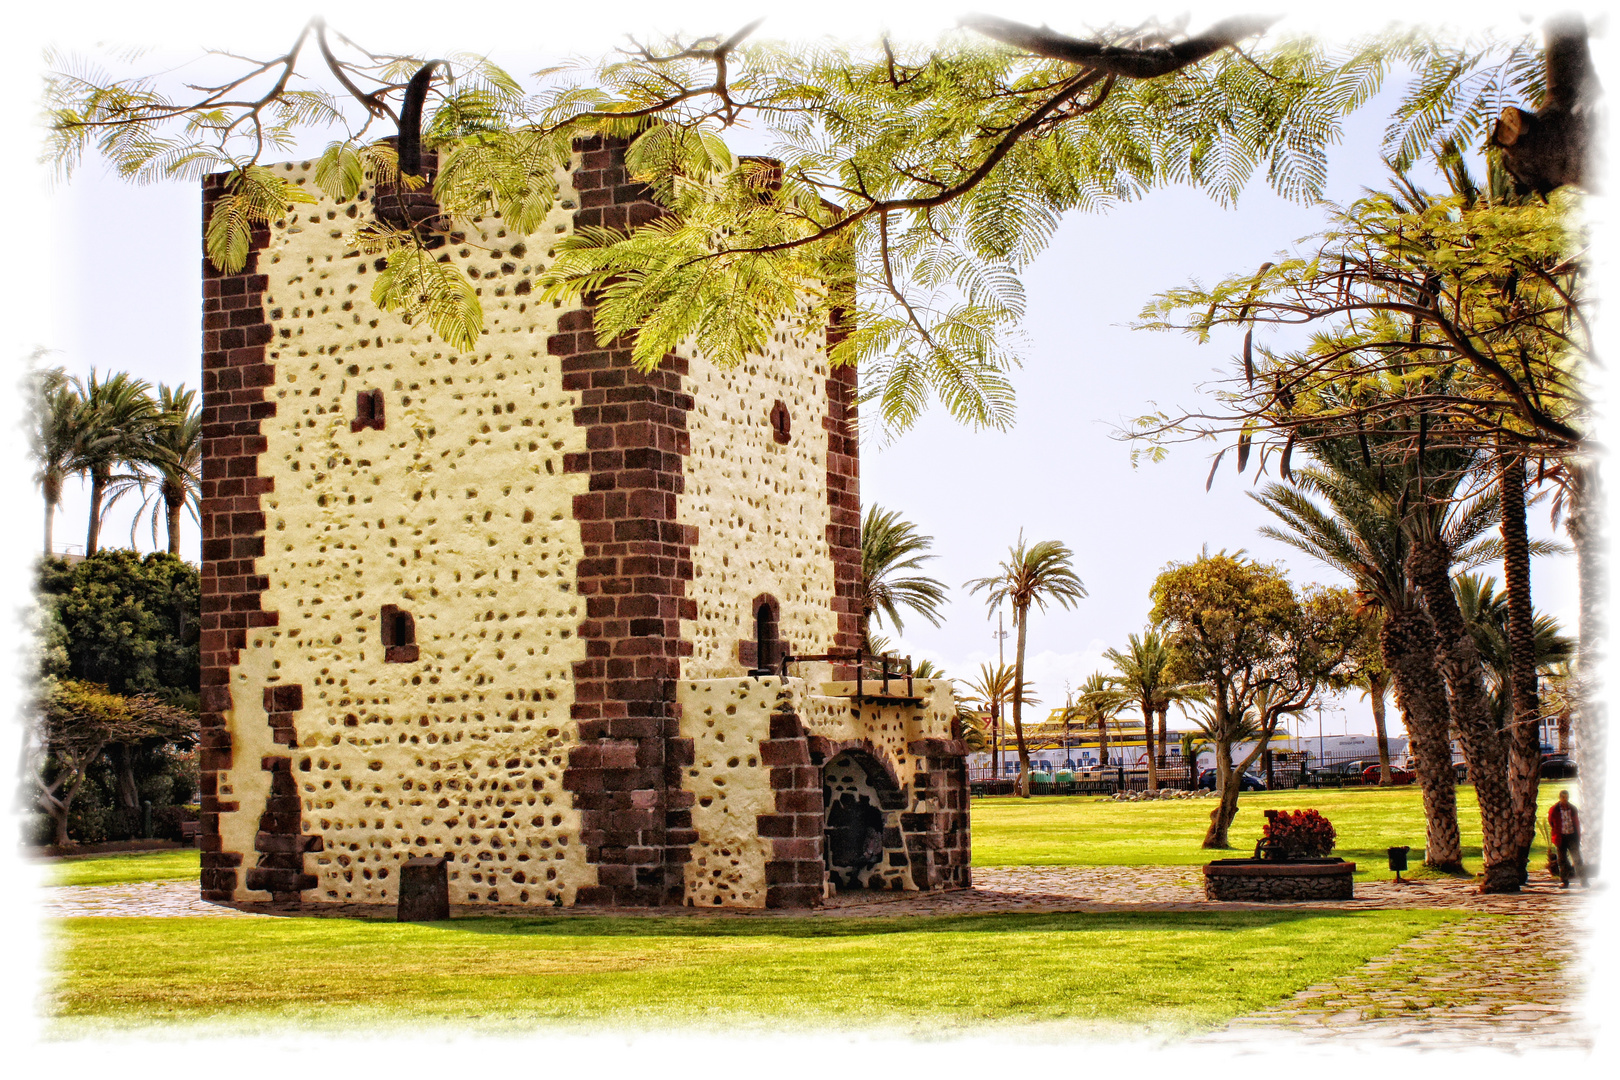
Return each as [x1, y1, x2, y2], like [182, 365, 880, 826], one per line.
[1261, 808, 1337, 859]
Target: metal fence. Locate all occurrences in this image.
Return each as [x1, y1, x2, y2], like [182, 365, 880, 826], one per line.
[968, 749, 1456, 797]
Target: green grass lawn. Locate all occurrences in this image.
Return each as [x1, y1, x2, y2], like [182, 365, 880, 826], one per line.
[972, 780, 1579, 880]
[43, 849, 201, 888]
[49, 908, 1455, 1036]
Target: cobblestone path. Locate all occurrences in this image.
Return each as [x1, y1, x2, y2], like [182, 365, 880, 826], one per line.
[43, 866, 1591, 1053]
[38, 880, 270, 919]
[1197, 883, 1591, 1053]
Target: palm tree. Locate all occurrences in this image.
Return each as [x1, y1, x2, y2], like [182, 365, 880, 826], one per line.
[1178, 730, 1211, 787]
[127, 384, 202, 554]
[965, 534, 1087, 796]
[1250, 440, 1501, 872]
[1454, 573, 1575, 725]
[961, 662, 1036, 781]
[1180, 699, 1264, 797]
[860, 505, 948, 647]
[1075, 671, 1127, 772]
[28, 367, 83, 556]
[1103, 629, 1202, 791]
[74, 370, 158, 556]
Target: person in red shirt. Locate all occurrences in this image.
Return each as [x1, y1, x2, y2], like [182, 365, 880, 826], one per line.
[1548, 790, 1586, 888]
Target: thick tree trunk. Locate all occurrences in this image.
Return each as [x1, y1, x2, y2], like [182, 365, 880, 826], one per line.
[1566, 461, 1604, 873]
[1381, 605, 1465, 871]
[1098, 716, 1109, 772]
[1203, 733, 1239, 848]
[1499, 449, 1543, 881]
[1489, 14, 1599, 195]
[1368, 672, 1392, 784]
[1012, 607, 1031, 797]
[111, 743, 141, 811]
[1408, 540, 1520, 892]
[44, 493, 56, 557]
[1142, 694, 1158, 792]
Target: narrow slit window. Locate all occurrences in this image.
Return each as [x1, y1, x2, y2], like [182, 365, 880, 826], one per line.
[769, 400, 791, 444]
[755, 598, 779, 671]
[351, 389, 386, 432]
[380, 604, 418, 662]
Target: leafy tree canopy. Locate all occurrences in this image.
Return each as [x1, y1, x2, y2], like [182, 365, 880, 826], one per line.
[36, 551, 201, 701]
[43, 13, 1554, 436]
[1134, 181, 1587, 482]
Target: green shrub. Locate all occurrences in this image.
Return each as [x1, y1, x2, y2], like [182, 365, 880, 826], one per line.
[68, 804, 110, 845]
[151, 804, 199, 842]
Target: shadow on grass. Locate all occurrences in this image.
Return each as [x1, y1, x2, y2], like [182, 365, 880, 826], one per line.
[419, 909, 1396, 940]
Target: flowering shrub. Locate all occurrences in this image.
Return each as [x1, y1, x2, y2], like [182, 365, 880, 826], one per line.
[1261, 809, 1337, 859]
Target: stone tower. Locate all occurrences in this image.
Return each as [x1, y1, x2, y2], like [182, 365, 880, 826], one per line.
[196, 137, 969, 910]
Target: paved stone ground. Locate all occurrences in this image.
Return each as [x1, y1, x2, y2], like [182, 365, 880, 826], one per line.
[37, 880, 270, 919]
[42, 866, 1590, 1052]
[1195, 891, 1591, 1053]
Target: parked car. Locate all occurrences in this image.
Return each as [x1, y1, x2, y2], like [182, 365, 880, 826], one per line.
[1198, 768, 1266, 792]
[1540, 752, 1578, 780]
[1361, 763, 1416, 785]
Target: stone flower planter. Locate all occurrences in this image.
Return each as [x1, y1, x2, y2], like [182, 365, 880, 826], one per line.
[1203, 857, 1356, 901]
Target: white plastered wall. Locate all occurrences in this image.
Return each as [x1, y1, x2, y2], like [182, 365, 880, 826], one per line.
[678, 309, 839, 678]
[214, 154, 600, 906]
[675, 677, 783, 907]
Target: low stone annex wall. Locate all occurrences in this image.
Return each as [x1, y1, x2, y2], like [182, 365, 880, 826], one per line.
[1203, 860, 1356, 901]
[674, 675, 970, 908]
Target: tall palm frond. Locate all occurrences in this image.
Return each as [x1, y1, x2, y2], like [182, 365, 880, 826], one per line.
[966, 533, 1086, 795]
[28, 366, 82, 556]
[73, 369, 158, 556]
[860, 504, 948, 641]
[125, 384, 202, 554]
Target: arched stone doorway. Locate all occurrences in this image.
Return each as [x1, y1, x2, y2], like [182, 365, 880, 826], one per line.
[822, 749, 913, 891]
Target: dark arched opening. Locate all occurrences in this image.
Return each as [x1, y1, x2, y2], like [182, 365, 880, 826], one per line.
[822, 749, 909, 891]
[742, 593, 782, 675]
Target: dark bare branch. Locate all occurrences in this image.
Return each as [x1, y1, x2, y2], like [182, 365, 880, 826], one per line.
[960, 14, 1279, 78]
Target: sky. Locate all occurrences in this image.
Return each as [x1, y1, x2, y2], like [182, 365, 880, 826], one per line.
[3, 0, 1618, 1073]
[24, 0, 1587, 744]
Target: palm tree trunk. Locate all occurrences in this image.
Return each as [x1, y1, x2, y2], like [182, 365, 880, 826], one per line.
[1369, 672, 1392, 785]
[1098, 717, 1109, 773]
[1499, 449, 1542, 881]
[1566, 460, 1604, 874]
[44, 492, 56, 557]
[1142, 695, 1158, 792]
[989, 704, 1000, 780]
[1381, 606, 1464, 871]
[164, 485, 184, 555]
[1408, 540, 1519, 893]
[1012, 605, 1032, 798]
[86, 468, 107, 557]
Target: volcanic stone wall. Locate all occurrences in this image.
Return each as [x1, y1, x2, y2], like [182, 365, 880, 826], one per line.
[204, 152, 599, 906]
[199, 137, 963, 909]
[680, 312, 841, 677]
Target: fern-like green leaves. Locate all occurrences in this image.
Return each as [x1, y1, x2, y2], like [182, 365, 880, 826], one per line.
[369, 240, 485, 353]
[47, 19, 1557, 437]
[205, 166, 317, 274]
